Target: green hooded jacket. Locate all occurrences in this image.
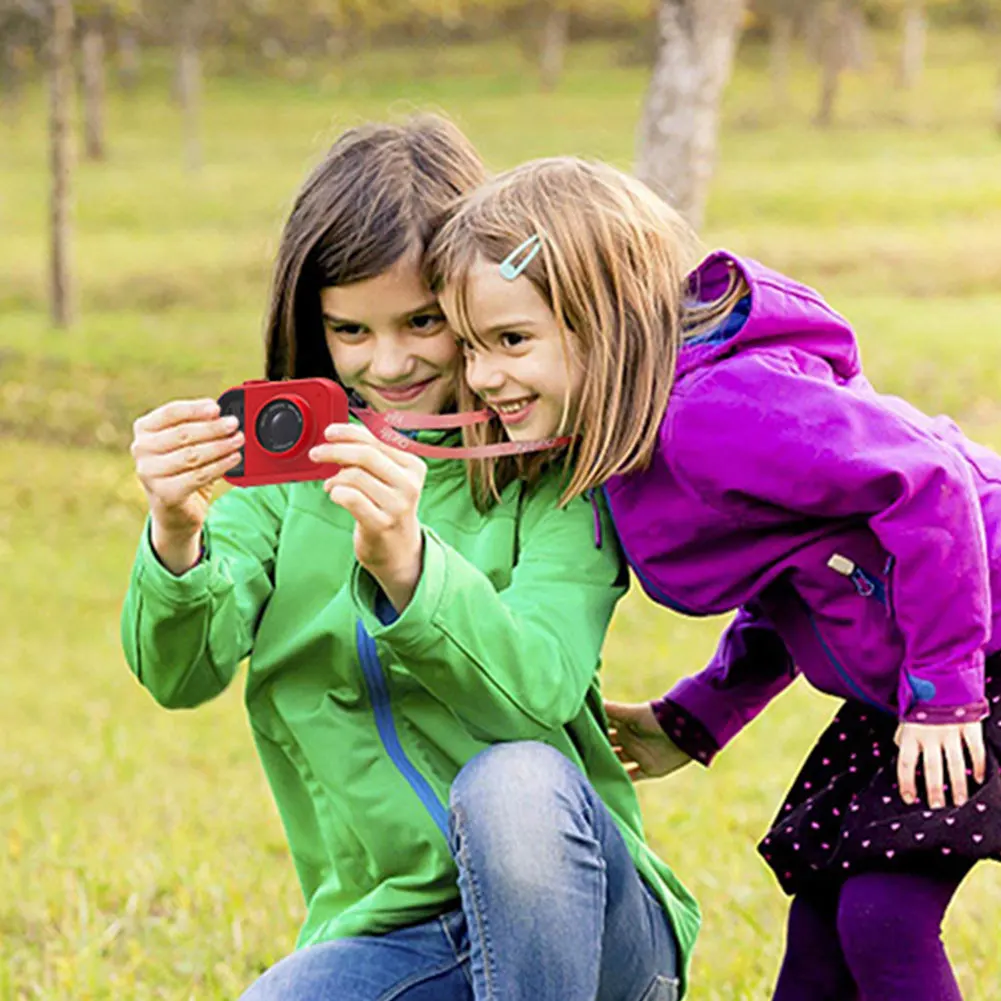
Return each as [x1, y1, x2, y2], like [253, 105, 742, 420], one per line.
[121, 443, 700, 991]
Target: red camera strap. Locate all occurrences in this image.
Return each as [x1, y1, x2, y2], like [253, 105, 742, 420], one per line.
[352, 407, 573, 459]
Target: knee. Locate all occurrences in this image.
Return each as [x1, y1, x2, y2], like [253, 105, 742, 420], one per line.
[450, 741, 577, 820]
[449, 742, 587, 873]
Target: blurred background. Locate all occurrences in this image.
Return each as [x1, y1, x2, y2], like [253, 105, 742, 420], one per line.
[2, 1, 1001, 998]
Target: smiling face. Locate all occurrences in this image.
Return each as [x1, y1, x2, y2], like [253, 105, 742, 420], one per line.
[443, 255, 584, 441]
[320, 247, 459, 415]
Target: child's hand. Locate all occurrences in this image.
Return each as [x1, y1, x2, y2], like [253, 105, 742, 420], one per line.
[895, 720, 987, 809]
[131, 398, 244, 573]
[309, 423, 426, 612]
[605, 701, 693, 782]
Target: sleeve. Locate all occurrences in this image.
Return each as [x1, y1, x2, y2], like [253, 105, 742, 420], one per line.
[349, 481, 627, 742]
[652, 603, 799, 766]
[670, 356, 991, 724]
[119, 484, 287, 710]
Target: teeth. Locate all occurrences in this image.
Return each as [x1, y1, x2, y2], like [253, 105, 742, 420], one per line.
[494, 398, 534, 415]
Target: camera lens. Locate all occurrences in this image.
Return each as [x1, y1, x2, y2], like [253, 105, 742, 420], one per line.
[256, 399, 304, 454]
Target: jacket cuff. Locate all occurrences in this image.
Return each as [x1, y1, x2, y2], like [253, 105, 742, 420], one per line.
[663, 674, 748, 755]
[137, 517, 215, 603]
[898, 652, 988, 724]
[651, 697, 720, 766]
[350, 528, 447, 651]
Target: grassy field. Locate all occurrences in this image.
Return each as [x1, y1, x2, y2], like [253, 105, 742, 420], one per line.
[2, 26, 1001, 1000]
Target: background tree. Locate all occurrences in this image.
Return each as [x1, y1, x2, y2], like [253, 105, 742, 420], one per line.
[76, 0, 107, 159]
[49, 0, 75, 327]
[814, 0, 868, 127]
[538, 0, 569, 92]
[636, 0, 746, 230]
[751, 0, 800, 109]
[177, 0, 202, 170]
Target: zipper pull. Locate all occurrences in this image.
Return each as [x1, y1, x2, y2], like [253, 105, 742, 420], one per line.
[827, 553, 855, 576]
[829, 553, 877, 598]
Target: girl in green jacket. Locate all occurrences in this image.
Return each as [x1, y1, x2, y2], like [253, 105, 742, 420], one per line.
[122, 115, 698, 1001]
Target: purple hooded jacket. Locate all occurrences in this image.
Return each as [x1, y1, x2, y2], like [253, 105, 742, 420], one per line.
[603, 252, 1001, 764]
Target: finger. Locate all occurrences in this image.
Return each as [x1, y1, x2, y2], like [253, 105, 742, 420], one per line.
[324, 422, 425, 471]
[137, 416, 242, 458]
[604, 701, 642, 725]
[922, 739, 946, 809]
[945, 734, 969, 807]
[154, 452, 243, 504]
[134, 399, 220, 435]
[139, 433, 244, 481]
[323, 467, 411, 518]
[327, 484, 393, 533]
[897, 735, 920, 805]
[624, 763, 643, 783]
[310, 442, 409, 489]
[965, 723, 987, 785]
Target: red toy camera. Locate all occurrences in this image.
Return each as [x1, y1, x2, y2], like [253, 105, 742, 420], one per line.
[218, 378, 350, 486]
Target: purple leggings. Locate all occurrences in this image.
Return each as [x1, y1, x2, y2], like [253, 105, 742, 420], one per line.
[772, 869, 969, 1001]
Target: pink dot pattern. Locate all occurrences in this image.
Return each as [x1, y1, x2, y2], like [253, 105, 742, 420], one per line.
[757, 662, 1001, 896]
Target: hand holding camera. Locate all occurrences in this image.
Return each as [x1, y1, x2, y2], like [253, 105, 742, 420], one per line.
[130, 398, 244, 574]
[310, 422, 427, 611]
[215, 377, 427, 608]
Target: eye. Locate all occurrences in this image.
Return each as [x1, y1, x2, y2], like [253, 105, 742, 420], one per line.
[410, 312, 445, 332]
[327, 321, 366, 338]
[499, 331, 527, 349]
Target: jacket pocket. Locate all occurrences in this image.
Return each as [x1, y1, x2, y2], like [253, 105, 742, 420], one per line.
[827, 553, 888, 609]
[638, 974, 680, 1001]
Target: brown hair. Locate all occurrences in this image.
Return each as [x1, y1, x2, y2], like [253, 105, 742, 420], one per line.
[264, 114, 489, 382]
[424, 156, 747, 509]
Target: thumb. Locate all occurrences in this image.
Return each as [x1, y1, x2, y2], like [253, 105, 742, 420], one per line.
[604, 700, 631, 719]
[604, 700, 647, 725]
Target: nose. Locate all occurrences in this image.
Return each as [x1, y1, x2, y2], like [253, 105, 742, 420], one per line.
[465, 349, 505, 395]
[367, 334, 414, 383]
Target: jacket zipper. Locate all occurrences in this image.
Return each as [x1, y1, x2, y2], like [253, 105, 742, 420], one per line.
[827, 553, 888, 606]
[801, 603, 887, 710]
[354, 620, 451, 839]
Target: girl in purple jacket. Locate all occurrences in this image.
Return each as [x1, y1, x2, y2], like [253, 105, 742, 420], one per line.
[424, 156, 1001, 1001]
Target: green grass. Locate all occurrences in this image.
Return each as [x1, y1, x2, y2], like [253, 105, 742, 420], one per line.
[2, 26, 1001, 1000]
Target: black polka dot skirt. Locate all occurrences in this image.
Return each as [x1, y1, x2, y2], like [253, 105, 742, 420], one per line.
[758, 655, 1001, 895]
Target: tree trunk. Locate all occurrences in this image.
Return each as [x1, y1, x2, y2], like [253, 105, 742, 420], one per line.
[842, 1, 872, 72]
[81, 21, 106, 160]
[118, 25, 141, 93]
[635, 0, 745, 231]
[771, 12, 793, 109]
[50, 0, 76, 328]
[815, 1, 848, 127]
[898, 1, 927, 89]
[539, 3, 569, 93]
[177, 3, 202, 171]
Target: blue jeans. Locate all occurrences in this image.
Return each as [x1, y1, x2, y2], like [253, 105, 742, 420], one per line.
[241, 742, 679, 1001]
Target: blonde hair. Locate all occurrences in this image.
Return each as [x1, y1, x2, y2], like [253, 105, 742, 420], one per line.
[423, 156, 747, 509]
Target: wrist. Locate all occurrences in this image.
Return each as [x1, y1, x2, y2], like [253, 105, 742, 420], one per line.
[369, 533, 425, 613]
[150, 520, 203, 576]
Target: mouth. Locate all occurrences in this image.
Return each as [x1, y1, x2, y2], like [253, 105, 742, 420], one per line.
[367, 377, 437, 405]
[489, 395, 538, 426]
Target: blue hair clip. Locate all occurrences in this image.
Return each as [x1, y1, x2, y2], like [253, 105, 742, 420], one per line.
[499, 234, 542, 281]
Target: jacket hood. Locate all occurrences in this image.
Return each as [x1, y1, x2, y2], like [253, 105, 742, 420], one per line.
[677, 251, 862, 381]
